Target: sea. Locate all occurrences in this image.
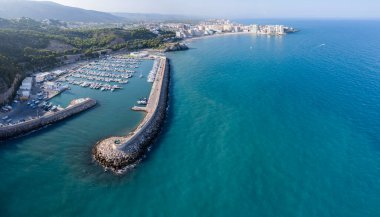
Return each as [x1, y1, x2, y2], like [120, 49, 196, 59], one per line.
[1, 20, 380, 217]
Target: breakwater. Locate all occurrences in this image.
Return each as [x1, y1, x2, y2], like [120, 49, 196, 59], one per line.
[0, 98, 97, 140]
[93, 57, 170, 171]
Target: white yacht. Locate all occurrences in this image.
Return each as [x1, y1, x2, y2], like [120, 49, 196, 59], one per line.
[137, 98, 148, 105]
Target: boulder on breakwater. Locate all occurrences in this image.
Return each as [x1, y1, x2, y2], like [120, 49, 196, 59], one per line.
[164, 43, 189, 52]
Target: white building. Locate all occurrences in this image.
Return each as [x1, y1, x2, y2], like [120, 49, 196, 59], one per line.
[275, 25, 285, 34]
[267, 26, 276, 35]
[20, 77, 33, 91]
[176, 30, 191, 38]
[176, 31, 183, 38]
[187, 29, 195, 36]
[223, 25, 233, 32]
[192, 29, 203, 37]
[233, 26, 241, 32]
[250, 25, 258, 34]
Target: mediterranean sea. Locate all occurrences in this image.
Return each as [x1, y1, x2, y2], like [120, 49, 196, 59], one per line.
[1, 20, 380, 217]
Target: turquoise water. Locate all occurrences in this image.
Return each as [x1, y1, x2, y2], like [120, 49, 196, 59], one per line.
[1, 20, 380, 216]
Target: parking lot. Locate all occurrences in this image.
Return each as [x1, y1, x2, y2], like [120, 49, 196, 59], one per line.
[0, 82, 60, 126]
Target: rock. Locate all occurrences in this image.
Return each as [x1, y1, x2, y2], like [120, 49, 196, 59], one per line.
[164, 43, 189, 52]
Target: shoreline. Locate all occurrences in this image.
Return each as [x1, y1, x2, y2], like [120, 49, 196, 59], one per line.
[93, 57, 170, 172]
[183, 31, 278, 43]
[185, 31, 253, 42]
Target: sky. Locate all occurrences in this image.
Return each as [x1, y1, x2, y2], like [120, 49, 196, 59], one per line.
[37, 0, 380, 19]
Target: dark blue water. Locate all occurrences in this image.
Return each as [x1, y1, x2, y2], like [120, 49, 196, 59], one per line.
[1, 20, 380, 217]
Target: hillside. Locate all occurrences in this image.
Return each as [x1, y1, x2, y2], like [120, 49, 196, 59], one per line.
[0, 0, 124, 23]
[0, 18, 175, 98]
[0, 55, 21, 94]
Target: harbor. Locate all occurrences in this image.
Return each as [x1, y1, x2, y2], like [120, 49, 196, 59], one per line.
[59, 55, 145, 92]
[0, 52, 159, 139]
[93, 57, 170, 172]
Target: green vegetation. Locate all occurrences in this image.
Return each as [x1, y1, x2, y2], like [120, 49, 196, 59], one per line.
[0, 17, 175, 94]
[0, 55, 21, 93]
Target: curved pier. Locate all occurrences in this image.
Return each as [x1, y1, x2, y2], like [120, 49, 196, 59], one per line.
[0, 98, 97, 140]
[93, 57, 170, 171]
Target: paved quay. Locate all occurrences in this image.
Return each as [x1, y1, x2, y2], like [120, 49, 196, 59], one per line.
[93, 57, 170, 171]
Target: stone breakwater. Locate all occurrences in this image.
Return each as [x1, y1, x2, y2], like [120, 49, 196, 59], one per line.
[0, 98, 97, 140]
[93, 57, 170, 171]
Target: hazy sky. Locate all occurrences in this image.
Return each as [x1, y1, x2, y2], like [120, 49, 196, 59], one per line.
[38, 0, 380, 19]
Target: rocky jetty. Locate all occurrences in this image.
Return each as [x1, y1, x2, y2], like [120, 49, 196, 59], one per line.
[93, 58, 170, 172]
[164, 43, 189, 52]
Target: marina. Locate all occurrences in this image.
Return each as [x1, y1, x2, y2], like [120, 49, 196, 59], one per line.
[59, 55, 146, 92]
[0, 53, 158, 136]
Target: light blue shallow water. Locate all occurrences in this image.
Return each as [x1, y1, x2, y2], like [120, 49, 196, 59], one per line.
[1, 20, 380, 217]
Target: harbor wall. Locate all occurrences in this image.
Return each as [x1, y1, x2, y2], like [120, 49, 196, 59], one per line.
[93, 58, 170, 170]
[0, 98, 96, 140]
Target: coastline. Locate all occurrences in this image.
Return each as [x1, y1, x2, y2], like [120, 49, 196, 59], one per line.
[182, 31, 291, 45]
[183, 32, 258, 43]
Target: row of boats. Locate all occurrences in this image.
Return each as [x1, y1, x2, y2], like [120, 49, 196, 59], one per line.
[69, 74, 129, 84]
[71, 70, 133, 79]
[63, 56, 144, 92]
[82, 57, 142, 71]
[67, 80, 123, 92]
[54, 56, 160, 93]
[147, 59, 160, 83]
[81, 65, 137, 72]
